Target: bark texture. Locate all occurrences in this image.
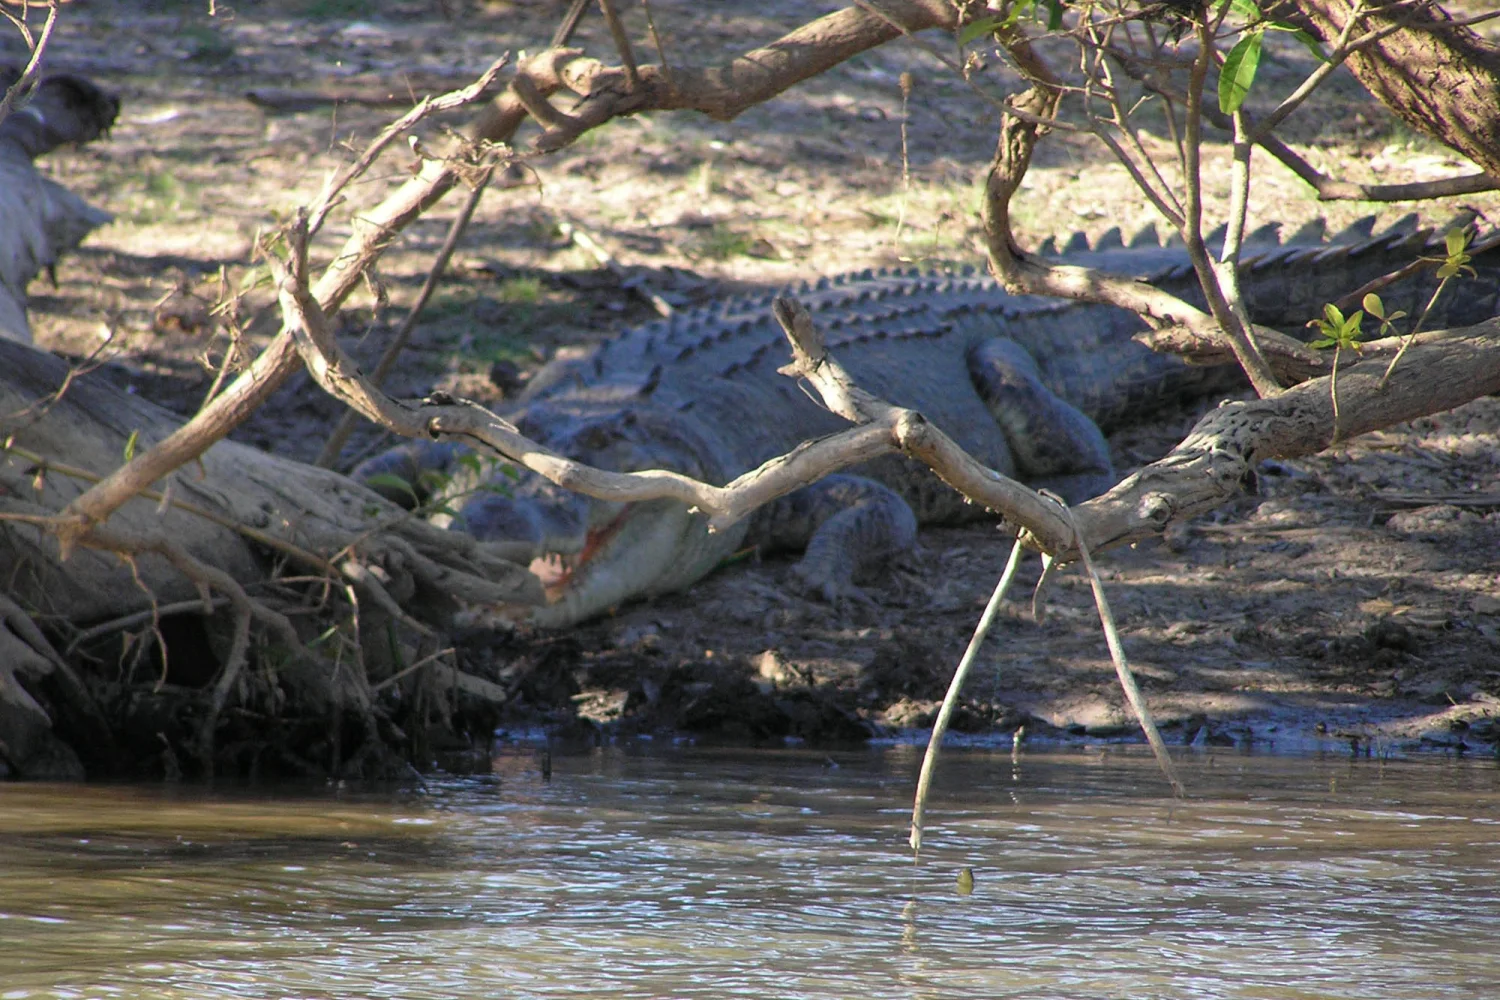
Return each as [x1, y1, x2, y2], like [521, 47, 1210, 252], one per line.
[1292, 0, 1500, 177]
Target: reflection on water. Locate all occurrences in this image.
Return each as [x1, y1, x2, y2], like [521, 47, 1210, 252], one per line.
[2, 745, 1498, 999]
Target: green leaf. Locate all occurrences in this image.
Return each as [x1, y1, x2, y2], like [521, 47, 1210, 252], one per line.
[1309, 336, 1337, 349]
[365, 472, 418, 501]
[1218, 30, 1264, 114]
[958, 15, 1002, 47]
[1445, 227, 1469, 258]
[1362, 293, 1385, 319]
[499, 463, 522, 481]
[1228, 0, 1262, 21]
[1322, 302, 1345, 327]
[457, 452, 483, 475]
[1046, 0, 1063, 31]
[123, 429, 139, 463]
[1001, 0, 1037, 29]
[1341, 310, 1364, 339]
[1270, 25, 1329, 62]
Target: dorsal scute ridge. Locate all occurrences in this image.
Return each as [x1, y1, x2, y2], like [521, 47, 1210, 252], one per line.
[1329, 215, 1378, 245]
[1245, 221, 1282, 246]
[549, 215, 1496, 400]
[1127, 223, 1160, 248]
[1377, 213, 1421, 240]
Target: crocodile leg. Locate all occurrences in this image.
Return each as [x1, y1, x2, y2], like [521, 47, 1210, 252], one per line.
[750, 474, 919, 603]
[966, 338, 1116, 503]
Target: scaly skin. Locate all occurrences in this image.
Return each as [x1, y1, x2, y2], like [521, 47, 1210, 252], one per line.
[359, 218, 1500, 626]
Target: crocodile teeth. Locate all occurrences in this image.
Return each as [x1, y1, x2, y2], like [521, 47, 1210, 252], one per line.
[529, 553, 574, 590]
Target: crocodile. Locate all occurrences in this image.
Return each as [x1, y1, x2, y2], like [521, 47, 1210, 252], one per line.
[359, 218, 1500, 627]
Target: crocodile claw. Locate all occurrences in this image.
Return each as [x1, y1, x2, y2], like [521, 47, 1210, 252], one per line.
[788, 563, 878, 610]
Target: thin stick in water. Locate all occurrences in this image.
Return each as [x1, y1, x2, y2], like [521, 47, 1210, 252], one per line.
[910, 534, 1026, 853]
[1059, 502, 1185, 797]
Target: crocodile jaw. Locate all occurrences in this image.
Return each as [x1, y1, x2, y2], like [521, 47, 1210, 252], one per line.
[526, 501, 695, 628]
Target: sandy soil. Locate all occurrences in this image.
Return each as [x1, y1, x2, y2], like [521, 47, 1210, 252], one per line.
[12, 0, 1500, 762]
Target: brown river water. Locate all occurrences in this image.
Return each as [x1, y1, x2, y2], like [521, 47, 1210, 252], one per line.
[1, 743, 1498, 999]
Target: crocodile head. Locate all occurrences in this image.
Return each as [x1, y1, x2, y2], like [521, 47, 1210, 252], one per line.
[426, 393, 742, 626]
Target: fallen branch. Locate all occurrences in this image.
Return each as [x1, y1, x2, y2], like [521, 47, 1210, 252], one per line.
[315, 161, 500, 469]
[1054, 318, 1500, 558]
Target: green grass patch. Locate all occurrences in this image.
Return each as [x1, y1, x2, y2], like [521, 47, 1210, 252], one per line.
[685, 225, 756, 261]
[496, 276, 543, 305]
[124, 169, 201, 225]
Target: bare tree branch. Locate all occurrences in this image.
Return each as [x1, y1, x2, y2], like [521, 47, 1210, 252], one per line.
[0, 0, 60, 128]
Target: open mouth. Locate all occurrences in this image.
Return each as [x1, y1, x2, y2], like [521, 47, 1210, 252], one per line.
[527, 505, 634, 601]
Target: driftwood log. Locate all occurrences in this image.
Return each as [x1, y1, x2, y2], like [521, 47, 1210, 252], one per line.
[0, 344, 540, 779]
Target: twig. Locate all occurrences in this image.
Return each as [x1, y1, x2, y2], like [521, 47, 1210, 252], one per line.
[641, 0, 675, 91]
[559, 218, 674, 317]
[598, 0, 639, 91]
[64, 597, 230, 654]
[1108, 42, 1500, 203]
[1182, 17, 1279, 397]
[372, 646, 458, 692]
[1247, 0, 1375, 142]
[1057, 500, 1184, 797]
[306, 55, 509, 237]
[1244, 125, 1497, 200]
[1212, 109, 1257, 347]
[0, 0, 59, 128]
[894, 71, 912, 251]
[1379, 271, 1454, 387]
[909, 535, 1026, 854]
[316, 161, 499, 469]
[550, 0, 592, 48]
[1334, 231, 1500, 312]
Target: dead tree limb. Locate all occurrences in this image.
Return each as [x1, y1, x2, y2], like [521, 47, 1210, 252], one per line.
[1057, 318, 1500, 557]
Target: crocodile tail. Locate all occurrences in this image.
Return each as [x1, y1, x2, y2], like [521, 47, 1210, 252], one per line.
[1237, 222, 1500, 332]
